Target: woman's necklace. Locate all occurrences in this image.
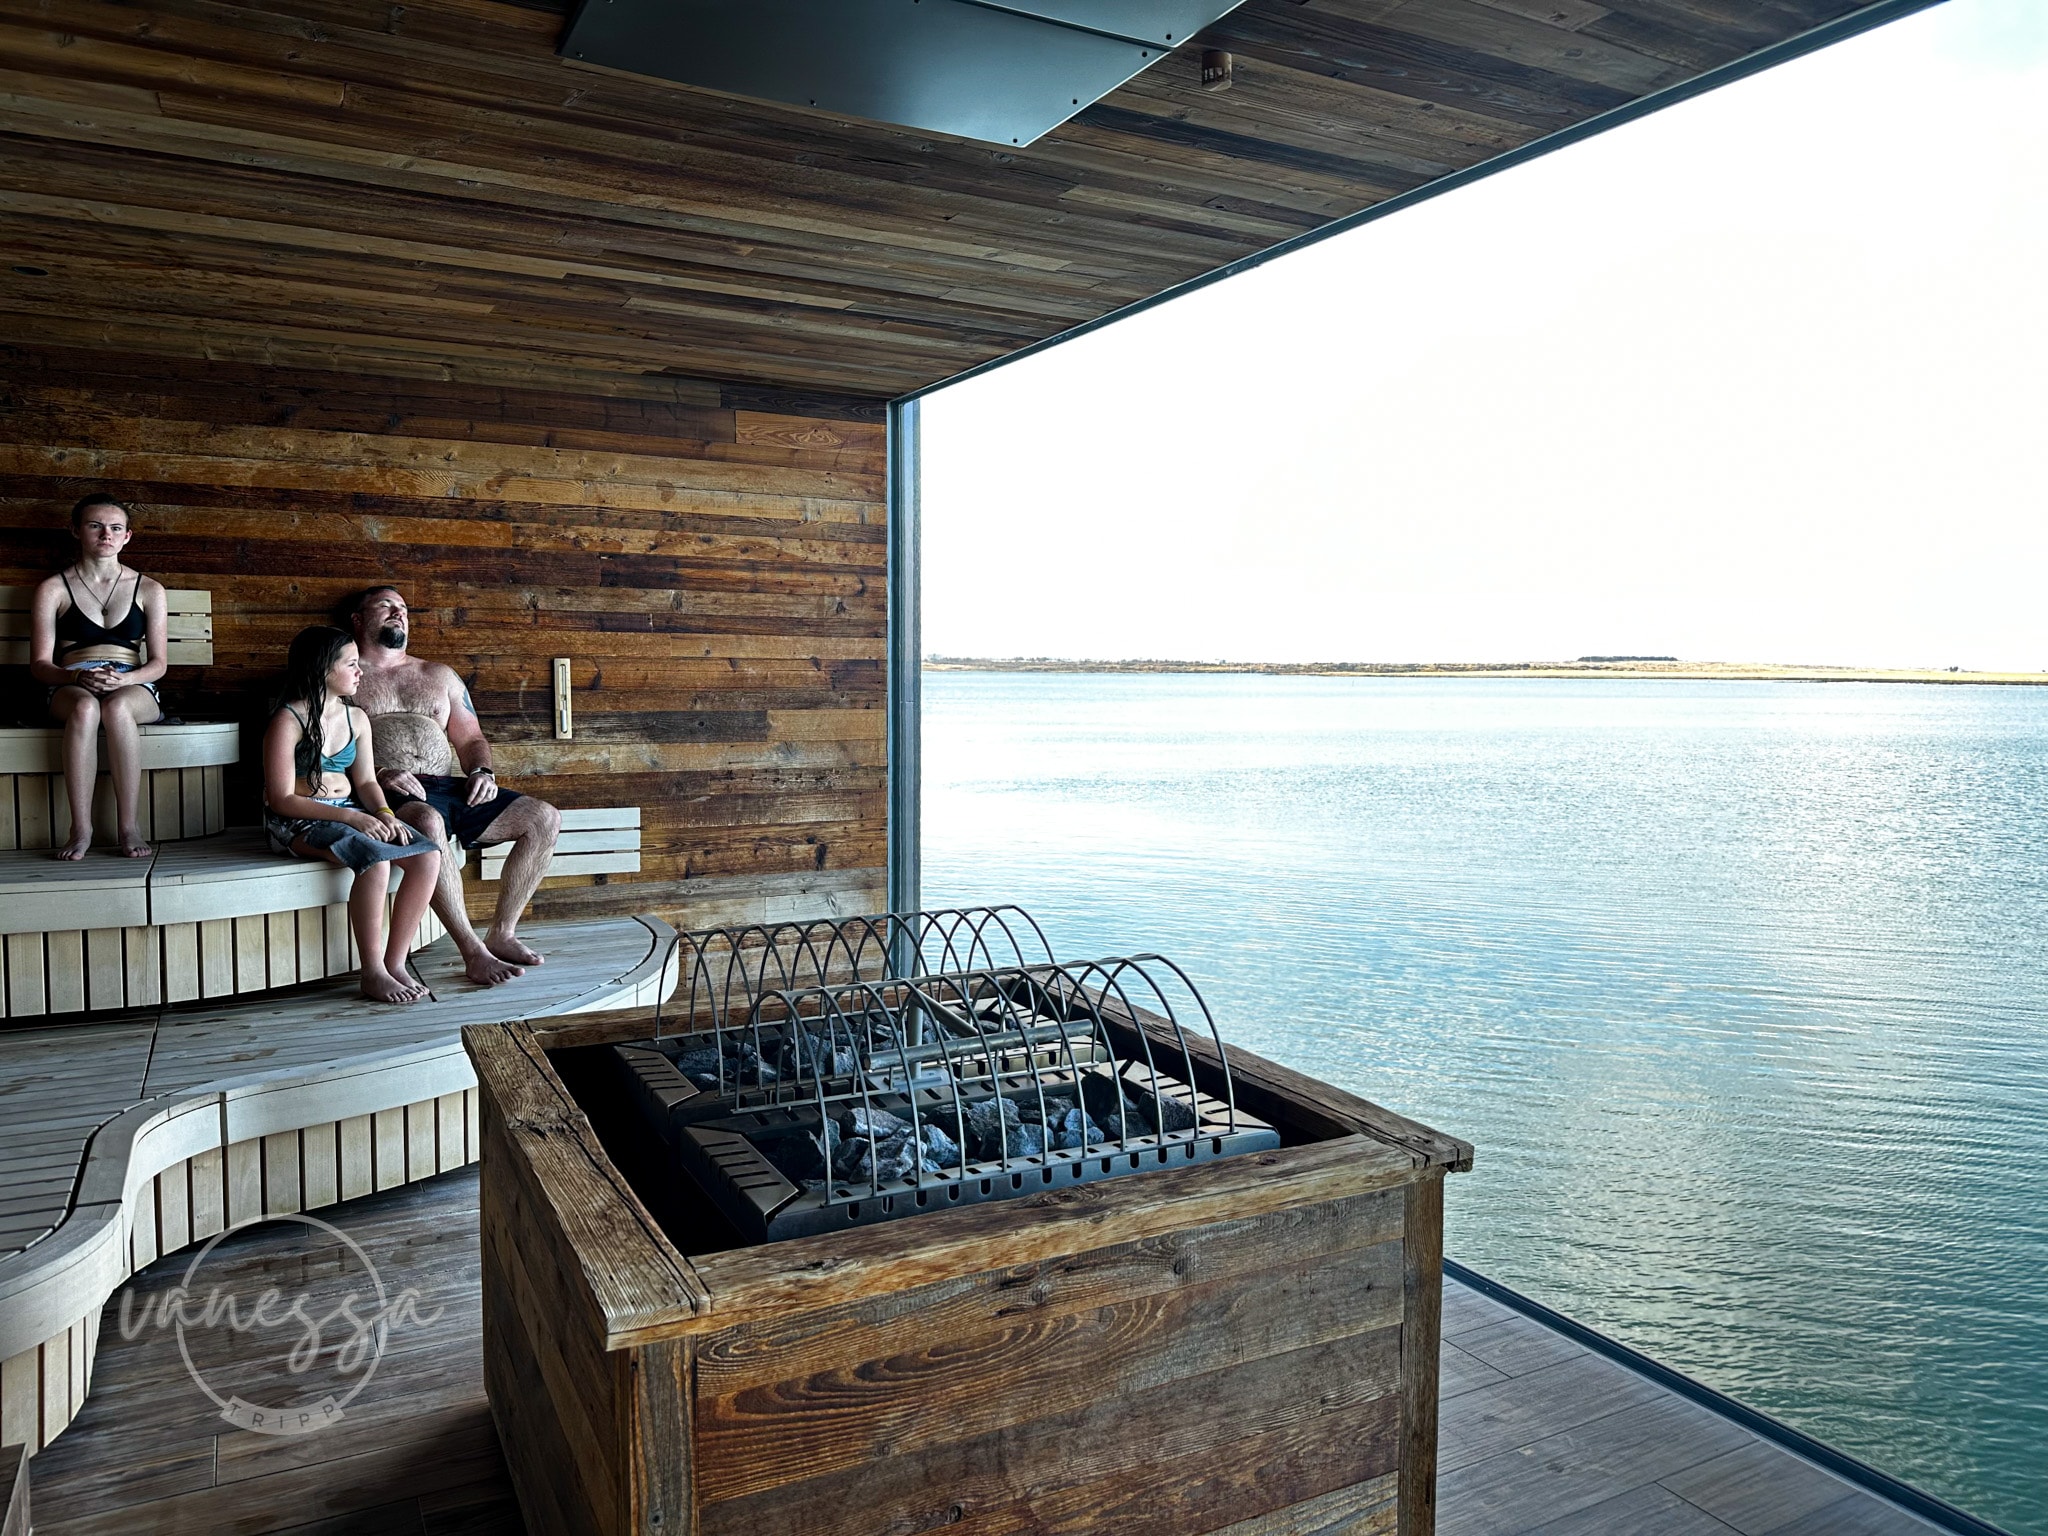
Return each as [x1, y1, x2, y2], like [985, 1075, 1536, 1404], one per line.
[72, 562, 122, 617]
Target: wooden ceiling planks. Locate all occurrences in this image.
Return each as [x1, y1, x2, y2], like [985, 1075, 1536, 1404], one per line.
[0, 0, 1881, 398]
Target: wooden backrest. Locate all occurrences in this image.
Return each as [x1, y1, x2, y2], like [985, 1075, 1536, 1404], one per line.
[479, 807, 641, 881]
[0, 585, 214, 666]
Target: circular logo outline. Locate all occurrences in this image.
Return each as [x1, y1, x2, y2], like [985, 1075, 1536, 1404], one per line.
[174, 1210, 391, 1436]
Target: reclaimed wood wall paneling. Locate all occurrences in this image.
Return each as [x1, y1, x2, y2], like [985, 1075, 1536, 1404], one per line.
[0, 345, 888, 931]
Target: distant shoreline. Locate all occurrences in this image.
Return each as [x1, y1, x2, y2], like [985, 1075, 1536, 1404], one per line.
[924, 657, 2048, 686]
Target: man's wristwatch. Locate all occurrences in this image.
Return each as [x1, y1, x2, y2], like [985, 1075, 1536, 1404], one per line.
[468, 766, 494, 777]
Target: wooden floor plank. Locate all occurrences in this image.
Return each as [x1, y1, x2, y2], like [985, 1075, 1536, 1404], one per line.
[1769, 1495, 1944, 1536]
[1440, 1339, 1510, 1403]
[1524, 1481, 1744, 1536]
[1437, 1391, 1754, 1536]
[415, 1487, 525, 1536]
[1660, 1440, 1896, 1535]
[1449, 1311, 1589, 1379]
[265, 1497, 428, 1536]
[32, 1170, 505, 1536]
[1437, 1352, 1670, 1475]
[1442, 1278, 1523, 1339]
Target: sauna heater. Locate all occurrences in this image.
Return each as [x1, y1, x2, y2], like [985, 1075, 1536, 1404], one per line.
[611, 909, 1280, 1243]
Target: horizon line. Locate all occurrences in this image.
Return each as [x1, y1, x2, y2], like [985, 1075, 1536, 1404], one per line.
[922, 656, 2048, 682]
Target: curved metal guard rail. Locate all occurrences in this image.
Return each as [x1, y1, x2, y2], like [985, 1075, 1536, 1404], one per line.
[651, 905, 1056, 1051]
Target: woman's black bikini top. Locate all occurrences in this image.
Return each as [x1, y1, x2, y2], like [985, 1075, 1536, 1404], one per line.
[55, 569, 146, 659]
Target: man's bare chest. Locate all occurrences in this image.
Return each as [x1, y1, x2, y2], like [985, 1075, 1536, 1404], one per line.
[355, 665, 447, 723]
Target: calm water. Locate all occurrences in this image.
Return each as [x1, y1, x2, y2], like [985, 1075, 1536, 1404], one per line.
[923, 672, 2048, 1533]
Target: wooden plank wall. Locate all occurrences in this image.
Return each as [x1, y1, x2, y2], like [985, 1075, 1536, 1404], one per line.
[0, 344, 888, 931]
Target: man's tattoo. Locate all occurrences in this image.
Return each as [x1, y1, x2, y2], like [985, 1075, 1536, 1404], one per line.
[458, 688, 476, 715]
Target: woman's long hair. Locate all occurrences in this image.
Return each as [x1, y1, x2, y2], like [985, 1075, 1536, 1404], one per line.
[274, 626, 356, 787]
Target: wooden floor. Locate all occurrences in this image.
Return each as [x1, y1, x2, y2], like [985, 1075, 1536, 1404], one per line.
[29, 1169, 512, 1536]
[0, 917, 662, 1259]
[1434, 1286, 1946, 1536]
[20, 1172, 1958, 1536]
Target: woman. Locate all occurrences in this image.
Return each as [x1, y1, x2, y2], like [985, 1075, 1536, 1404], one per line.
[263, 626, 443, 1006]
[27, 494, 170, 859]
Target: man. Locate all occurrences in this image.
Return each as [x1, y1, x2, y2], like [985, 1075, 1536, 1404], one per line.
[345, 586, 561, 986]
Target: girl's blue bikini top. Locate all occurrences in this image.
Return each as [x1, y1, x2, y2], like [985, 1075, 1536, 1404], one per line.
[288, 705, 358, 774]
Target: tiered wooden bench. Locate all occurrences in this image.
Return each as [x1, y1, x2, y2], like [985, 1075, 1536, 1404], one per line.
[0, 579, 667, 1453]
[0, 913, 680, 1457]
[1, 807, 646, 1016]
[0, 722, 237, 852]
[0, 833, 444, 1019]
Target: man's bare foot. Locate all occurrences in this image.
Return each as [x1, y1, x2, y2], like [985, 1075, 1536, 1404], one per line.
[117, 831, 153, 858]
[486, 930, 544, 967]
[462, 946, 524, 986]
[361, 970, 424, 1005]
[54, 831, 92, 861]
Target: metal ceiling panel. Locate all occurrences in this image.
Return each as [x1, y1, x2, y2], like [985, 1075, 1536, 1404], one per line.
[558, 0, 1229, 146]
[961, 1, 1246, 48]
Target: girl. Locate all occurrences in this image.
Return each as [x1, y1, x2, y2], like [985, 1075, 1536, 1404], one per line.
[263, 626, 442, 1005]
[28, 494, 169, 859]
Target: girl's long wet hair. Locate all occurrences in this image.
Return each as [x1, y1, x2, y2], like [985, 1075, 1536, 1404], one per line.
[275, 626, 356, 786]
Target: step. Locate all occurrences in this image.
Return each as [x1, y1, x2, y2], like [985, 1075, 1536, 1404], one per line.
[0, 722, 237, 851]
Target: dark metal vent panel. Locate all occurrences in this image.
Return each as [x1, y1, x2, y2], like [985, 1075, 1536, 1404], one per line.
[559, 0, 1247, 147]
[962, 1, 1241, 47]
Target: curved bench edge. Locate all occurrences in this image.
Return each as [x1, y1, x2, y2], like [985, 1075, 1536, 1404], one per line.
[0, 722, 240, 775]
[0, 911, 680, 1446]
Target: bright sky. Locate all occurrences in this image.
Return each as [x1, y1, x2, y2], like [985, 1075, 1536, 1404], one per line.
[922, 0, 2048, 671]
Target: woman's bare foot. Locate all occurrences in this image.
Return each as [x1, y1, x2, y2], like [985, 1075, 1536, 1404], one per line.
[462, 945, 524, 986]
[54, 830, 93, 861]
[117, 829, 153, 858]
[360, 968, 424, 1005]
[486, 929, 544, 967]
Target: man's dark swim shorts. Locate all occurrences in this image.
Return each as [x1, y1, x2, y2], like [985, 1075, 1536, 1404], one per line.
[392, 774, 525, 849]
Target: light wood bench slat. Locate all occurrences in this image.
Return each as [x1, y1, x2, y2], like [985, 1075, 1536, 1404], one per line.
[478, 806, 640, 881]
[0, 722, 238, 775]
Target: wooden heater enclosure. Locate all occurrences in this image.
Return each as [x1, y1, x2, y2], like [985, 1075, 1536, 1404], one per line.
[467, 1003, 1471, 1536]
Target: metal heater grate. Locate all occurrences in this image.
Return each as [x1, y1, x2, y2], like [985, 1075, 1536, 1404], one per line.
[617, 914, 1278, 1243]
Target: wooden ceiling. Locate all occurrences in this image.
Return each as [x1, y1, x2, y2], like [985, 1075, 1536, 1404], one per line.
[0, 0, 1889, 401]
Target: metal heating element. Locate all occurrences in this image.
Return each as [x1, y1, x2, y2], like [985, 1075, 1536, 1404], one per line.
[615, 908, 1279, 1242]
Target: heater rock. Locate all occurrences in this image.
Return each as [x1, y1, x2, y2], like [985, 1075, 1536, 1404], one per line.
[1054, 1107, 1106, 1150]
[669, 1044, 724, 1089]
[841, 1104, 910, 1141]
[963, 1097, 1046, 1160]
[1125, 1078, 1198, 1134]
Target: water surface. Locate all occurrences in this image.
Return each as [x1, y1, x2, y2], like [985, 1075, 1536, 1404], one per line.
[923, 672, 2048, 1533]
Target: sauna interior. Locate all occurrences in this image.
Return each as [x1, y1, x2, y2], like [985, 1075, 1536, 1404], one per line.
[0, 2, 1956, 1534]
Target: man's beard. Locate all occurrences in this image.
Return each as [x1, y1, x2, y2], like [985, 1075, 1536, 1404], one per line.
[378, 625, 407, 650]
